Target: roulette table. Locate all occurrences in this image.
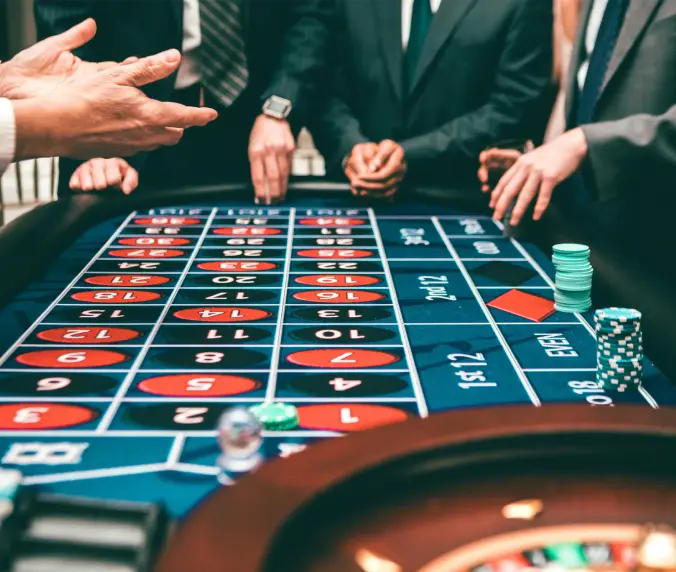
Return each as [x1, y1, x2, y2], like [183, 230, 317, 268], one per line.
[0, 182, 675, 571]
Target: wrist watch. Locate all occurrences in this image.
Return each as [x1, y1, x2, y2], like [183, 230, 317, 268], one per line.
[262, 95, 292, 120]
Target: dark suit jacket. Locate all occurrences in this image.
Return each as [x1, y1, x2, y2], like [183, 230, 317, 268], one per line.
[310, 0, 553, 191]
[34, 0, 331, 189]
[567, 0, 676, 203]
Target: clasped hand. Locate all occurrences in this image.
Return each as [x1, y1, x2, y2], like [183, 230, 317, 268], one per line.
[345, 140, 406, 200]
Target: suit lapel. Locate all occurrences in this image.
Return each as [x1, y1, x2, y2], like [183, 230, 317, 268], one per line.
[600, 0, 662, 94]
[371, 0, 404, 101]
[564, 0, 594, 122]
[409, 0, 479, 93]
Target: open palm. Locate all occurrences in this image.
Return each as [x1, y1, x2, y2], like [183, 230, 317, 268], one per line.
[0, 19, 123, 100]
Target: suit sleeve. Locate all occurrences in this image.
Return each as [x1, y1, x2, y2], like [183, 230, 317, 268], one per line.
[261, 0, 333, 129]
[399, 0, 553, 166]
[581, 105, 676, 197]
[306, 4, 370, 177]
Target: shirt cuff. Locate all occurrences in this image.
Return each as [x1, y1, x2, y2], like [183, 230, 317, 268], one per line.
[0, 98, 16, 175]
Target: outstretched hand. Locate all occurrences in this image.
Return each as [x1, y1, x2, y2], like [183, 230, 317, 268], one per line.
[0, 19, 137, 100]
[490, 128, 589, 226]
[13, 48, 218, 160]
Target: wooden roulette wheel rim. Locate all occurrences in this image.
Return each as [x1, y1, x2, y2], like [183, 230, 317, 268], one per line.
[155, 405, 676, 572]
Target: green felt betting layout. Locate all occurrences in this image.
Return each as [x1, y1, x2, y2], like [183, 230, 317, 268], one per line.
[0, 202, 671, 516]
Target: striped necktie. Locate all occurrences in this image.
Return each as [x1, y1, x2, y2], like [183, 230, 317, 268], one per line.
[199, 0, 249, 107]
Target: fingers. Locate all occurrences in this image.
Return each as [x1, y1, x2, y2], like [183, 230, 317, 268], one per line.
[49, 18, 97, 52]
[113, 49, 182, 87]
[104, 159, 123, 188]
[128, 127, 184, 155]
[96, 56, 138, 72]
[478, 164, 488, 185]
[250, 154, 267, 204]
[72, 162, 94, 191]
[263, 153, 281, 203]
[351, 184, 399, 201]
[359, 147, 405, 182]
[490, 162, 521, 209]
[89, 158, 108, 190]
[368, 140, 398, 172]
[510, 171, 540, 226]
[492, 166, 528, 220]
[149, 101, 218, 129]
[533, 177, 555, 221]
[352, 171, 404, 192]
[351, 145, 372, 175]
[121, 163, 139, 195]
[70, 159, 138, 193]
[69, 170, 81, 191]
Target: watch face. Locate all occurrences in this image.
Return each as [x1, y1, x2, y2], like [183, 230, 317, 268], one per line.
[267, 100, 288, 115]
[264, 97, 291, 118]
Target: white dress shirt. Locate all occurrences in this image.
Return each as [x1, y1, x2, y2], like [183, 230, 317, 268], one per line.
[402, 0, 443, 50]
[0, 99, 15, 176]
[577, 0, 609, 91]
[175, 0, 202, 90]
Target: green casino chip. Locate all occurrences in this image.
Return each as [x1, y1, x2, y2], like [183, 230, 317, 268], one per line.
[597, 381, 641, 392]
[553, 244, 593, 315]
[249, 402, 299, 431]
[595, 307, 641, 323]
[552, 244, 590, 257]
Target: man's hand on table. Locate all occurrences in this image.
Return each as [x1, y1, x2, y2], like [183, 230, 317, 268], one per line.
[12, 48, 218, 161]
[345, 140, 406, 200]
[0, 19, 136, 100]
[490, 128, 589, 226]
[249, 114, 295, 205]
[71, 158, 139, 194]
[478, 148, 524, 193]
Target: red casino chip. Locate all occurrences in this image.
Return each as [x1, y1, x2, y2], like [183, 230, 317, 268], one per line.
[133, 217, 201, 226]
[286, 348, 399, 368]
[37, 327, 142, 344]
[0, 403, 98, 430]
[296, 249, 374, 259]
[213, 227, 282, 236]
[138, 374, 261, 397]
[294, 274, 381, 287]
[84, 275, 170, 287]
[173, 307, 272, 323]
[70, 290, 162, 304]
[117, 237, 191, 247]
[108, 249, 185, 258]
[292, 290, 385, 304]
[297, 404, 408, 432]
[15, 349, 130, 368]
[298, 218, 366, 226]
[197, 261, 277, 272]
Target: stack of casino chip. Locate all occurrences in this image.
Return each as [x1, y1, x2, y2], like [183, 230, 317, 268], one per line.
[595, 308, 643, 392]
[249, 402, 299, 431]
[552, 244, 593, 313]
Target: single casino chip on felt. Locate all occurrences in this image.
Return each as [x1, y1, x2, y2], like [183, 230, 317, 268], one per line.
[249, 402, 299, 431]
[487, 289, 555, 322]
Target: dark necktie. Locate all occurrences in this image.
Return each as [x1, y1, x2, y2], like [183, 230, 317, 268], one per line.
[568, 0, 630, 206]
[575, 0, 630, 126]
[199, 0, 249, 107]
[405, 0, 433, 94]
